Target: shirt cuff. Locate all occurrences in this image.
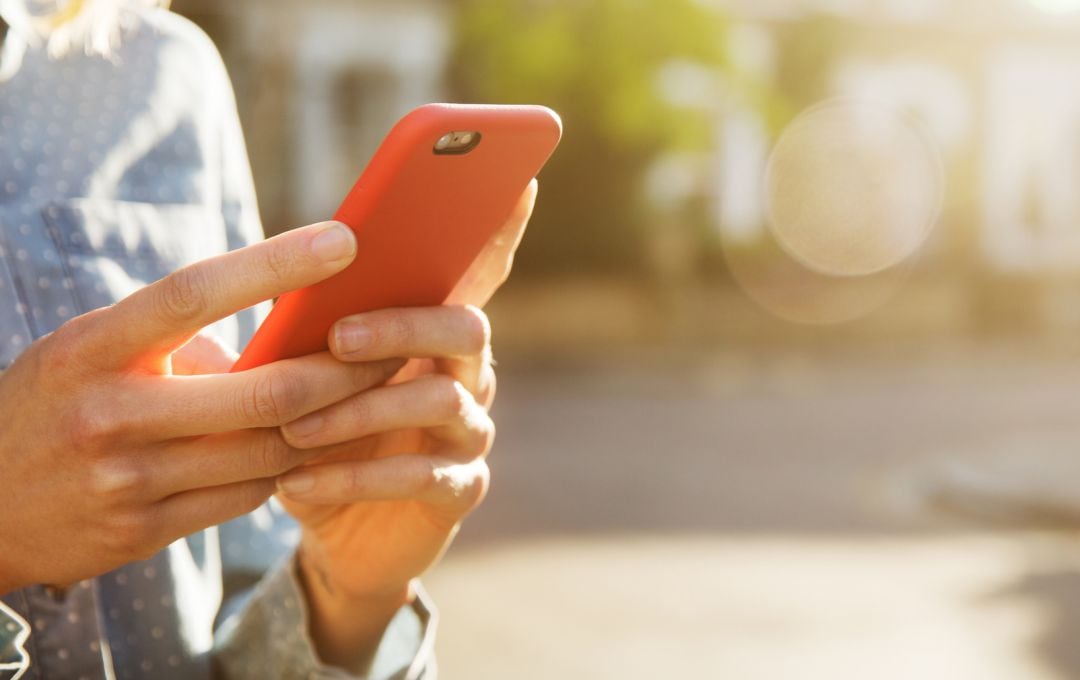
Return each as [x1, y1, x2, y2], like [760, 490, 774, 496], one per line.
[0, 600, 30, 680]
[213, 552, 437, 680]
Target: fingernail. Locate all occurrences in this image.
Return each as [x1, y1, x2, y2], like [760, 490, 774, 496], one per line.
[335, 321, 372, 355]
[278, 471, 315, 495]
[310, 222, 356, 263]
[284, 414, 323, 440]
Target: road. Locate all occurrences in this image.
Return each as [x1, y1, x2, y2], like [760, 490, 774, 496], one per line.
[423, 343, 1080, 679]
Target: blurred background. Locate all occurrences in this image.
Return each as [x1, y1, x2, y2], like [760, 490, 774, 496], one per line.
[174, 0, 1080, 677]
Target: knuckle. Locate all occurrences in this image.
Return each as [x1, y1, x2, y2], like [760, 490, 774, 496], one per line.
[157, 266, 210, 324]
[244, 369, 306, 425]
[347, 392, 373, 429]
[431, 460, 490, 513]
[37, 322, 83, 373]
[35, 333, 91, 386]
[386, 313, 416, 350]
[261, 243, 298, 283]
[252, 431, 295, 474]
[474, 412, 496, 456]
[459, 305, 491, 355]
[66, 400, 123, 445]
[342, 464, 366, 496]
[100, 510, 157, 561]
[453, 402, 496, 457]
[85, 457, 146, 501]
[465, 462, 491, 511]
[36, 308, 111, 376]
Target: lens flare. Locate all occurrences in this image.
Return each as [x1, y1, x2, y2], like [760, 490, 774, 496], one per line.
[722, 230, 912, 326]
[1028, 0, 1080, 14]
[764, 99, 944, 277]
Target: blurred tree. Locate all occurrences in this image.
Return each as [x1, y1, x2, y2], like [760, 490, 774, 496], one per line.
[448, 0, 730, 276]
[772, 15, 849, 122]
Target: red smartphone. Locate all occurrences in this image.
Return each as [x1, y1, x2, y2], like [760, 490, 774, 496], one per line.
[231, 103, 562, 372]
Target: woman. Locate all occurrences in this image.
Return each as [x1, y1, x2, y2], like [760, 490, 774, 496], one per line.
[0, 1, 534, 678]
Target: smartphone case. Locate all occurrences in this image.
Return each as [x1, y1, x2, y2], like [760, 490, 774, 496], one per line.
[231, 103, 562, 372]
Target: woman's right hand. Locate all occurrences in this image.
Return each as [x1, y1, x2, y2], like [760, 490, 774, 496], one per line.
[0, 220, 382, 594]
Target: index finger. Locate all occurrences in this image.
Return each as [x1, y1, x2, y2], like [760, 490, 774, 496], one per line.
[90, 221, 357, 369]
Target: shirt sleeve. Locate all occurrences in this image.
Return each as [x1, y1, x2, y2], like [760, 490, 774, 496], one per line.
[212, 553, 437, 680]
[0, 600, 30, 680]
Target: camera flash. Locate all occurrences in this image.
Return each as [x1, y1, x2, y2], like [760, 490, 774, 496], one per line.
[433, 130, 482, 155]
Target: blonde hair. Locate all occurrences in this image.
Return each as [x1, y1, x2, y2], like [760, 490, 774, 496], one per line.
[0, 0, 168, 76]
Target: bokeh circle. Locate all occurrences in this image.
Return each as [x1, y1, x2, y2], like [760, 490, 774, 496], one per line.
[764, 99, 944, 278]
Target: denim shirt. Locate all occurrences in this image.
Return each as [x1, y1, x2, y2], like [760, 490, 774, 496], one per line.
[0, 8, 434, 680]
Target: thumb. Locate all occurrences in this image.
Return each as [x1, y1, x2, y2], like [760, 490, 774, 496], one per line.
[446, 179, 538, 307]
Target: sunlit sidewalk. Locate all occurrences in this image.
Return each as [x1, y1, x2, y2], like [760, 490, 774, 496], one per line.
[429, 534, 1078, 679]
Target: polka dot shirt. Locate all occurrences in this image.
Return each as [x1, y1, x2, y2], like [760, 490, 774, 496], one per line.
[0, 8, 432, 680]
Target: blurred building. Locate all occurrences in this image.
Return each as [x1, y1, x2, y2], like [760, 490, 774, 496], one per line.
[173, 0, 450, 232]
[172, 0, 1080, 337]
[709, 0, 1080, 275]
[177, 0, 1080, 274]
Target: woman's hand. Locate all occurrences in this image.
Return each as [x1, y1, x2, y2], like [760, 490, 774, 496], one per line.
[0, 220, 384, 594]
[273, 181, 538, 670]
[276, 305, 496, 665]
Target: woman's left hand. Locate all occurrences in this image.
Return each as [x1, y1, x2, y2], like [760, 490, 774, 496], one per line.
[274, 181, 537, 669]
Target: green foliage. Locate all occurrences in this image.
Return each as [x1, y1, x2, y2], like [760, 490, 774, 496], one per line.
[772, 15, 850, 127]
[448, 0, 730, 275]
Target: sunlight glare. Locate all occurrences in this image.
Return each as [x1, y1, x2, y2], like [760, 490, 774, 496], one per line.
[765, 99, 944, 277]
[1028, 0, 1080, 14]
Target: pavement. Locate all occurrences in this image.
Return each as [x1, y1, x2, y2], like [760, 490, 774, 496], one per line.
[421, 343, 1080, 679]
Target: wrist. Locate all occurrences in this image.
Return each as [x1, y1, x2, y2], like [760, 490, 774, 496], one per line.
[297, 538, 414, 609]
[296, 541, 414, 673]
